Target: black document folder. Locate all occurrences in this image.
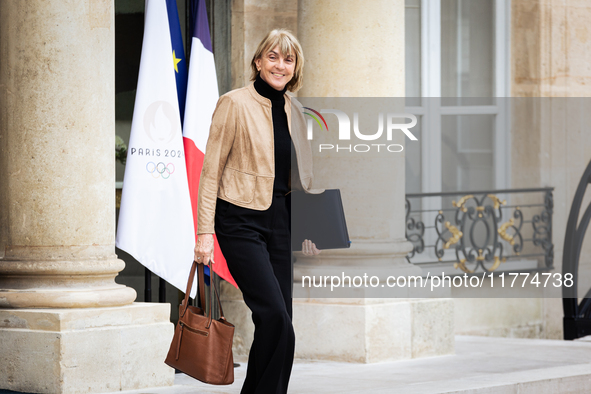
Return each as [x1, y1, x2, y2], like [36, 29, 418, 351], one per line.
[290, 189, 351, 251]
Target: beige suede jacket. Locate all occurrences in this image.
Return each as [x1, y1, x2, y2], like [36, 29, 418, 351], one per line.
[196, 83, 323, 235]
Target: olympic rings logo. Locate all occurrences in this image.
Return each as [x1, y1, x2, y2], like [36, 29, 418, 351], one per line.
[146, 162, 175, 179]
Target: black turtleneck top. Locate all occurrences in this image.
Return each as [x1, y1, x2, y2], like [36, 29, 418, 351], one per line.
[254, 75, 292, 195]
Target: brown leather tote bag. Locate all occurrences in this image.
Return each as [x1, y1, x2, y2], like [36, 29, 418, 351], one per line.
[165, 261, 235, 385]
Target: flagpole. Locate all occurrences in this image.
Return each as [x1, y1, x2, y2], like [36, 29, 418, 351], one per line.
[185, 0, 191, 68]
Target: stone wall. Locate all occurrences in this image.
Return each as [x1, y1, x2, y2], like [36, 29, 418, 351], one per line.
[512, 0, 591, 339]
[456, 0, 591, 340]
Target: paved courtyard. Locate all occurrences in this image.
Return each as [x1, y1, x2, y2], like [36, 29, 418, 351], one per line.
[109, 335, 591, 394]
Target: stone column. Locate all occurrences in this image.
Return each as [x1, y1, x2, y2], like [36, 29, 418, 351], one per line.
[0, 0, 134, 309]
[296, 0, 416, 279]
[0, 2, 173, 393]
[292, 0, 455, 362]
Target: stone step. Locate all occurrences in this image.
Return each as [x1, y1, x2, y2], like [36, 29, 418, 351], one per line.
[112, 335, 591, 394]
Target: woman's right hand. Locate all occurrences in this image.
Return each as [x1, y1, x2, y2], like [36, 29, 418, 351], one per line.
[302, 239, 321, 256]
[194, 234, 215, 265]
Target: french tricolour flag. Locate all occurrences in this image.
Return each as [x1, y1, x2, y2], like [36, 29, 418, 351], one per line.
[184, 0, 236, 287]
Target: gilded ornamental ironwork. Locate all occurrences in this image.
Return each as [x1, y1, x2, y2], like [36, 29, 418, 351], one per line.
[405, 188, 554, 274]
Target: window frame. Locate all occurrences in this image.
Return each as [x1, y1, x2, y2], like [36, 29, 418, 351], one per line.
[405, 0, 512, 194]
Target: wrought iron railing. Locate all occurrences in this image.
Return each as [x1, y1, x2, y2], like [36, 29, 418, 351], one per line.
[405, 188, 554, 274]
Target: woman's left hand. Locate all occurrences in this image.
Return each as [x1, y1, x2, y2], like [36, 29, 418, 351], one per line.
[302, 239, 321, 256]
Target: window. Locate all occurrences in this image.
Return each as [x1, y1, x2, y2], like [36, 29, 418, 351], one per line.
[405, 0, 510, 195]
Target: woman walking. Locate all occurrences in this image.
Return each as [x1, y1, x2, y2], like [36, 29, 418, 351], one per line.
[193, 29, 320, 394]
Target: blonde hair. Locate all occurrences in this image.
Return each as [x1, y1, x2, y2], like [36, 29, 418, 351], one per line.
[250, 29, 304, 92]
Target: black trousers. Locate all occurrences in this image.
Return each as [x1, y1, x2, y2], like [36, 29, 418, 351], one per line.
[215, 194, 294, 394]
